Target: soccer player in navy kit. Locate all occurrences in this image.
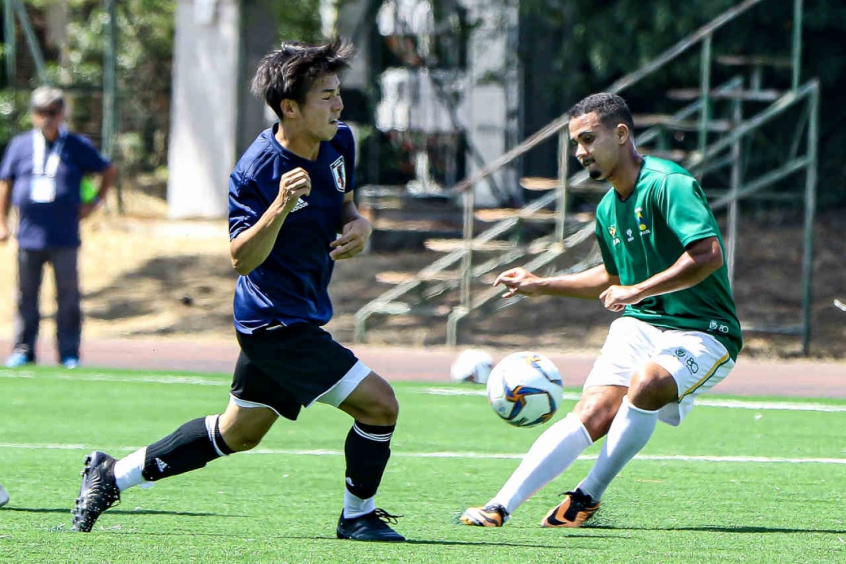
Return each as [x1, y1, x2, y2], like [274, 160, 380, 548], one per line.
[71, 38, 405, 542]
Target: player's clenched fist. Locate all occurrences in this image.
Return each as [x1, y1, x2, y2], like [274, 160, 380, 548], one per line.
[276, 167, 311, 214]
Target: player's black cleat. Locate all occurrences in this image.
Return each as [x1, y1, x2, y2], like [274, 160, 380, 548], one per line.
[71, 451, 121, 532]
[336, 508, 406, 542]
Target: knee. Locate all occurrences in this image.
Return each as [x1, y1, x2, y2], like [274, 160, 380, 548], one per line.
[629, 370, 678, 411]
[362, 389, 400, 426]
[220, 427, 265, 452]
[573, 397, 619, 441]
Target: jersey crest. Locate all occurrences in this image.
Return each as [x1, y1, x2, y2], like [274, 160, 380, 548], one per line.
[608, 225, 621, 246]
[330, 156, 346, 192]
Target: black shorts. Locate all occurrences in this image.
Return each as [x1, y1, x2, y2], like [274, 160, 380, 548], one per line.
[231, 323, 362, 421]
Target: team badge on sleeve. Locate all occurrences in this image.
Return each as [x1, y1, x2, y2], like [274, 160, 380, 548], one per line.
[330, 156, 346, 192]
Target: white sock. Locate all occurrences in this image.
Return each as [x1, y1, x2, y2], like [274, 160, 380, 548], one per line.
[490, 413, 594, 515]
[114, 447, 153, 492]
[578, 396, 658, 501]
[343, 489, 376, 519]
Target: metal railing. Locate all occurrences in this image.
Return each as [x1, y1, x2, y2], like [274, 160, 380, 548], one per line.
[355, 0, 817, 353]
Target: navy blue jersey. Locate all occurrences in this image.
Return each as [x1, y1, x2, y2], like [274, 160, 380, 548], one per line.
[229, 122, 356, 332]
[0, 129, 110, 249]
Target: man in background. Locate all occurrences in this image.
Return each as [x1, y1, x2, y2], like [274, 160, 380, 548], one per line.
[0, 86, 117, 369]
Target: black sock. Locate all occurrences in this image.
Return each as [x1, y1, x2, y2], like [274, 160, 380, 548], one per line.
[344, 421, 395, 500]
[142, 416, 234, 481]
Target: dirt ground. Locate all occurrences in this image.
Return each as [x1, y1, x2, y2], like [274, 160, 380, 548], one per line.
[0, 187, 843, 361]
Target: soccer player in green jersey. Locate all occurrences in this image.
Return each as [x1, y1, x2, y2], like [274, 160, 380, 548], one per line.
[460, 92, 742, 529]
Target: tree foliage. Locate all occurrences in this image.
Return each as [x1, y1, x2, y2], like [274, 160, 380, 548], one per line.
[4, 0, 843, 205]
[518, 0, 845, 206]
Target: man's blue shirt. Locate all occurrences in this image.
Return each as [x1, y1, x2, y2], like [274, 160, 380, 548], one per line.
[229, 122, 356, 333]
[0, 129, 110, 249]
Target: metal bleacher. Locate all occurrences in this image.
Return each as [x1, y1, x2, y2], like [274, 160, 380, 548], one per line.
[355, 0, 819, 355]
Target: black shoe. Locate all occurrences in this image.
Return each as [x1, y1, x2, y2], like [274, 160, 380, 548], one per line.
[71, 451, 121, 532]
[336, 508, 406, 542]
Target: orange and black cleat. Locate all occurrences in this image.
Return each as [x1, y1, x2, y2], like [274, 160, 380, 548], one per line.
[459, 503, 510, 527]
[540, 489, 600, 528]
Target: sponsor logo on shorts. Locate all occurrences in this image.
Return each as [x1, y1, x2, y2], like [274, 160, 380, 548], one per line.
[674, 347, 699, 374]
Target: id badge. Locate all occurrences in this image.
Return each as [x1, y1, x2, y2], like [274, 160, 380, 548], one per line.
[31, 175, 57, 203]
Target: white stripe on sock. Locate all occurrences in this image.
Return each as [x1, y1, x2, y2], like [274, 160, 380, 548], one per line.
[205, 415, 226, 457]
[353, 424, 393, 442]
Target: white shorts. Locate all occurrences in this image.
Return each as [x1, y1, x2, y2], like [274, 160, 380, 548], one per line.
[584, 317, 735, 426]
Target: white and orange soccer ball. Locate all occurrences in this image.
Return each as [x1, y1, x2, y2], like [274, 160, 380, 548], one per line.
[486, 352, 564, 427]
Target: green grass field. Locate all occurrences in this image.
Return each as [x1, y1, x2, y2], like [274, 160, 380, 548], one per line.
[1, 365, 844, 563]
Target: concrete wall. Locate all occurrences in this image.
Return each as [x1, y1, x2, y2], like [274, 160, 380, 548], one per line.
[167, 0, 277, 219]
[465, 0, 520, 207]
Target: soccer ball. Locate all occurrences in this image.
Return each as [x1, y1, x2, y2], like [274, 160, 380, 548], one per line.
[486, 352, 564, 427]
[450, 349, 493, 384]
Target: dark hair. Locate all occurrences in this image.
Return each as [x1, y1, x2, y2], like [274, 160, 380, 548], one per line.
[568, 92, 634, 131]
[251, 37, 354, 120]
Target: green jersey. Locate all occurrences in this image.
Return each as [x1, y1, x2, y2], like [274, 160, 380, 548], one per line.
[594, 156, 742, 360]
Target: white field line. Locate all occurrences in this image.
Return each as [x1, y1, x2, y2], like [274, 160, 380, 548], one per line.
[0, 370, 227, 386]
[2, 371, 843, 412]
[423, 388, 846, 413]
[0, 443, 844, 465]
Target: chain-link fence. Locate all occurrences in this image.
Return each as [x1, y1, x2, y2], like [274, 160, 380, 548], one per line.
[2, 0, 174, 213]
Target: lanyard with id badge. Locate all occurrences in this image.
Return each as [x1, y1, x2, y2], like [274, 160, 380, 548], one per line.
[31, 127, 67, 203]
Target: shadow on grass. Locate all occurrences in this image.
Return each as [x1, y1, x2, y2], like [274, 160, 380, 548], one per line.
[402, 536, 618, 547]
[122, 532, 617, 548]
[279, 535, 620, 547]
[3, 507, 232, 517]
[587, 524, 846, 534]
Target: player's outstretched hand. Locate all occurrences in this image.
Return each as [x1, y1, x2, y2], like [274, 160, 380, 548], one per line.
[494, 267, 541, 299]
[276, 167, 311, 215]
[599, 284, 642, 312]
[330, 217, 372, 260]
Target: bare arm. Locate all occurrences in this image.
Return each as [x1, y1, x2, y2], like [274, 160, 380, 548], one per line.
[599, 236, 724, 311]
[494, 263, 619, 300]
[97, 164, 118, 201]
[230, 168, 312, 275]
[329, 191, 372, 260]
[0, 179, 11, 243]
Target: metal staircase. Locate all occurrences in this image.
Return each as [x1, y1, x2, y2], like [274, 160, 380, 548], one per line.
[355, 0, 819, 354]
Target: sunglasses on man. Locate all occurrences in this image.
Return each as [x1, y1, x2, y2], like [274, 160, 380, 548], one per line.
[34, 107, 62, 117]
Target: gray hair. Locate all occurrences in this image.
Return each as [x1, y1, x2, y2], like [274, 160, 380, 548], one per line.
[30, 86, 65, 110]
